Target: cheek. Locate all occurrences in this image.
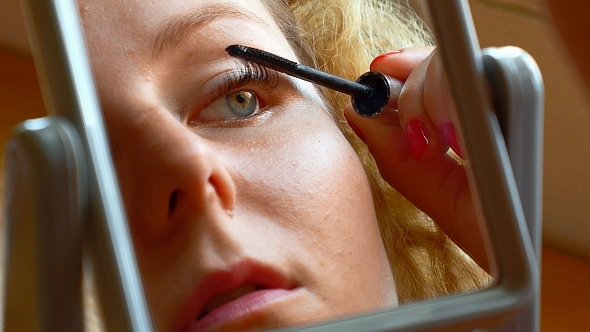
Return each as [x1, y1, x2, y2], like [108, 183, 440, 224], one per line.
[221, 106, 395, 308]
[226, 109, 372, 227]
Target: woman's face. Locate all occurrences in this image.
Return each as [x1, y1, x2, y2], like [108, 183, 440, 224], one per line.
[80, 0, 397, 330]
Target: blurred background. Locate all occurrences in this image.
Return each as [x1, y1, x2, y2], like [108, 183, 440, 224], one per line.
[0, 0, 588, 330]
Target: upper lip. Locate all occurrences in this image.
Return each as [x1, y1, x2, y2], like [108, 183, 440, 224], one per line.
[175, 258, 295, 331]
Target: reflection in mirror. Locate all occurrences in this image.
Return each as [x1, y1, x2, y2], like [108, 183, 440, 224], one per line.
[78, 0, 494, 330]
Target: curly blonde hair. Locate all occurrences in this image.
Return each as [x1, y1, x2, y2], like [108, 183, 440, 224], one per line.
[265, 0, 488, 303]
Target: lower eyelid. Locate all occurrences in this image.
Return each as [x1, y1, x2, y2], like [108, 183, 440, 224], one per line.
[189, 107, 277, 128]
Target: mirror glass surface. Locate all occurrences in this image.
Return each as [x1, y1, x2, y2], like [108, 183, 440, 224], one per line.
[80, 0, 496, 330]
[6, 0, 556, 330]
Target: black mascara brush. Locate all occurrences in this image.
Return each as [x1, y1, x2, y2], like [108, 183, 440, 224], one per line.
[226, 44, 402, 117]
[227, 44, 373, 98]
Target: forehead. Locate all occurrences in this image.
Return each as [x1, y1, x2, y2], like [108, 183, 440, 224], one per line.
[77, 0, 299, 99]
[78, 0, 272, 24]
[151, 5, 270, 58]
[79, 0, 280, 58]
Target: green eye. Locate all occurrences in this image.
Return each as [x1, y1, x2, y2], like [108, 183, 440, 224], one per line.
[199, 89, 263, 122]
[226, 90, 258, 117]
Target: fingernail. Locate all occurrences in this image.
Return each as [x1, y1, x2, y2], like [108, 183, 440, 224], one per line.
[440, 122, 463, 158]
[406, 119, 429, 161]
[370, 50, 403, 67]
[344, 113, 367, 144]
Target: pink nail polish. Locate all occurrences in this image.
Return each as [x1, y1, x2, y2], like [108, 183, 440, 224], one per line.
[370, 50, 402, 67]
[406, 119, 429, 161]
[440, 122, 462, 158]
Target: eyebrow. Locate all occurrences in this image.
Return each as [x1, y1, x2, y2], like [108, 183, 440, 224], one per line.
[152, 4, 268, 58]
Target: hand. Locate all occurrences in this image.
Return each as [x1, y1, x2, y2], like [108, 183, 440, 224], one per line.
[344, 47, 489, 271]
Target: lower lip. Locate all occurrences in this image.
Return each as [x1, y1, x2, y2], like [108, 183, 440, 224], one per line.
[188, 288, 299, 332]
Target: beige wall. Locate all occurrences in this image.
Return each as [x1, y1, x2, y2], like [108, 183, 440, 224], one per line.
[467, 0, 590, 261]
[1, 0, 589, 261]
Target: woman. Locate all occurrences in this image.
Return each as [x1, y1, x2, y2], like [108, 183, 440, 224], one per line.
[79, 0, 487, 330]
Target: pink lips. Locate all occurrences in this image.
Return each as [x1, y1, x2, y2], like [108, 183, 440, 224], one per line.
[189, 288, 295, 331]
[175, 260, 298, 332]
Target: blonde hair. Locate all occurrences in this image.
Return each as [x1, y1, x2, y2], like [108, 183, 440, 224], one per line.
[265, 0, 488, 303]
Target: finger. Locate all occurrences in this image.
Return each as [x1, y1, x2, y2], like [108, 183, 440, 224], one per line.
[344, 103, 406, 164]
[370, 46, 436, 81]
[372, 48, 463, 159]
[423, 50, 463, 157]
[395, 50, 449, 162]
[368, 47, 448, 162]
[344, 100, 462, 221]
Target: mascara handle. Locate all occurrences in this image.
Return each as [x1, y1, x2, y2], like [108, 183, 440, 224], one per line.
[352, 72, 403, 117]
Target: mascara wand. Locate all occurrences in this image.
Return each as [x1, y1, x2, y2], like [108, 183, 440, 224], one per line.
[226, 44, 402, 117]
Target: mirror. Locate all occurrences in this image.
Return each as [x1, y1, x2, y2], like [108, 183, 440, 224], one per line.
[2, 0, 541, 331]
[77, 0, 496, 330]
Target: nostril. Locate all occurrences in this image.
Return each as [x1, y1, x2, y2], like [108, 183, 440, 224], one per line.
[169, 190, 180, 214]
[208, 173, 235, 211]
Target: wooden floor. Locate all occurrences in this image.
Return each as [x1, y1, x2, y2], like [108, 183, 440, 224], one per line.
[1, 48, 589, 330]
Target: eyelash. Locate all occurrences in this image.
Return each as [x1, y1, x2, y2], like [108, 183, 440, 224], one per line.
[205, 61, 279, 110]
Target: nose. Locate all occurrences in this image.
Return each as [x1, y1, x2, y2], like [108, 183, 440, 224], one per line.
[165, 135, 236, 222]
[117, 115, 236, 243]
